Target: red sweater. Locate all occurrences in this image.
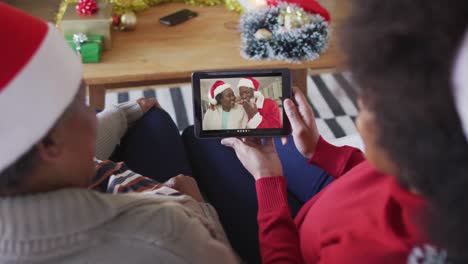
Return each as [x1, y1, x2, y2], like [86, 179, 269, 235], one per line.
[255, 137, 441, 263]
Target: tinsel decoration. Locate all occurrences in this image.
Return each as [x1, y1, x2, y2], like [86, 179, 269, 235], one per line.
[76, 0, 99, 15]
[224, 0, 244, 13]
[57, 0, 228, 25]
[240, 3, 329, 62]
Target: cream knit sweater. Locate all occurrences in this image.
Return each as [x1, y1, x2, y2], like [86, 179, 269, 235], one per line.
[0, 103, 239, 264]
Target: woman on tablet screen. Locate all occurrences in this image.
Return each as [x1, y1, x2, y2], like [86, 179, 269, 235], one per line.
[203, 80, 248, 130]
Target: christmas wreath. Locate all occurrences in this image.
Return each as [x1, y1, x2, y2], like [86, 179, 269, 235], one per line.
[240, 1, 330, 62]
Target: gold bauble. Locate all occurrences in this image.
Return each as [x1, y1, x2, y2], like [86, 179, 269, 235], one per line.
[278, 5, 310, 30]
[254, 28, 272, 40]
[120, 11, 137, 30]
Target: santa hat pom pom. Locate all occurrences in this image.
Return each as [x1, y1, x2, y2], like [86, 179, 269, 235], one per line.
[209, 97, 218, 105]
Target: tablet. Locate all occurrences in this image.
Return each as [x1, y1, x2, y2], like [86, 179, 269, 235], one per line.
[192, 68, 292, 138]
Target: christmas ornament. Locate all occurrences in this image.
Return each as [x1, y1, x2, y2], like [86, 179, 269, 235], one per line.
[119, 11, 137, 30]
[278, 5, 311, 30]
[254, 28, 272, 40]
[76, 0, 99, 15]
[240, 3, 330, 62]
[267, 0, 330, 21]
[112, 14, 121, 27]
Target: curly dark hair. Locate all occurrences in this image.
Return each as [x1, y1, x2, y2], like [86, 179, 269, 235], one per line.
[341, 0, 468, 261]
[215, 93, 224, 105]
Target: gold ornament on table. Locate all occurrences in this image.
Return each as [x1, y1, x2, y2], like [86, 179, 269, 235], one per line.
[278, 5, 311, 30]
[119, 11, 137, 30]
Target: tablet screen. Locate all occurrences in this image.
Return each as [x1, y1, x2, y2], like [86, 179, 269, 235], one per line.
[193, 69, 291, 138]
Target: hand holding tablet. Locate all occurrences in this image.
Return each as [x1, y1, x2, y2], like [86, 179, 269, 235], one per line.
[192, 69, 292, 138]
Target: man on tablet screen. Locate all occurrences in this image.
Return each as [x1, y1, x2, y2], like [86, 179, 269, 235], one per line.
[237, 77, 282, 129]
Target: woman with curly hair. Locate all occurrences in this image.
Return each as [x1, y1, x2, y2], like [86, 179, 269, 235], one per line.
[213, 0, 468, 262]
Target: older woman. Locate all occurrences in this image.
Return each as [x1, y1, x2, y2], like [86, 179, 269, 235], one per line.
[202, 80, 248, 130]
[0, 4, 238, 263]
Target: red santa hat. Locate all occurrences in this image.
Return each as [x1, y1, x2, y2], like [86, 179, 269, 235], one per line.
[0, 3, 82, 172]
[453, 29, 468, 140]
[237, 77, 259, 91]
[267, 0, 331, 22]
[237, 77, 262, 98]
[208, 80, 231, 105]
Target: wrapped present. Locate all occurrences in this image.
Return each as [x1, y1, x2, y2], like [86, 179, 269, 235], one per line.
[66, 33, 103, 63]
[59, 2, 113, 51]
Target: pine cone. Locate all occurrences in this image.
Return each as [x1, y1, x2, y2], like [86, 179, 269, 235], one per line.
[76, 0, 99, 16]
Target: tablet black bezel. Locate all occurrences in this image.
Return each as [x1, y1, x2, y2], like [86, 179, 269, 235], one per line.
[192, 68, 292, 138]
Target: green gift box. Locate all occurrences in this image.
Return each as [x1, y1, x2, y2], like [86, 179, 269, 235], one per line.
[60, 2, 113, 51]
[66, 34, 103, 63]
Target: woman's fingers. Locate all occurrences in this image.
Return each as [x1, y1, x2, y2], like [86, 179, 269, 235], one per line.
[284, 99, 306, 133]
[281, 137, 288, 146]
[292, 87, 315, 129]
[137, 98, 161, 113]
[244, 137, 262, 146]
[262, 137, 276, 150]
[221, 137, 244, 149]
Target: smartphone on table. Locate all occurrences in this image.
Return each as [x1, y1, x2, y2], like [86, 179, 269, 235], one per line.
[159, 9, 198, 26]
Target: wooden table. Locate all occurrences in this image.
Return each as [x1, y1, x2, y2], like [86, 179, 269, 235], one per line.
[83, 1, 346, 109]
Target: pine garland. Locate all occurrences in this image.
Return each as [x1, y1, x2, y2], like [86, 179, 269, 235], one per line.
[240, 3, 330, 62]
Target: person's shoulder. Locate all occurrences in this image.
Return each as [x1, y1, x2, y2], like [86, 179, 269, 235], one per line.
[209, 106, 222, 112]
[204, 106, 218, 115]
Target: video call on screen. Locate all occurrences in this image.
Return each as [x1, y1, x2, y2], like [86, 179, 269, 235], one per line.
[201, 76, 283, 131]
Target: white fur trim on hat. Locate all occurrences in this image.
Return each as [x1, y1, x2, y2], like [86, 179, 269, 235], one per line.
[209, 83, 231, 105]
[453, 29, 468, 140]
[0, 24, 82, 172]
[255, 91, 265, 108]
[237, 78, 255, 90]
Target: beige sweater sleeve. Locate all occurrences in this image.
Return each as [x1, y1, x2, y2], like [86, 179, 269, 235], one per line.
[198, 202, 233, 248]
[142, 202, 240, 263]
[95, 102, 143, 160]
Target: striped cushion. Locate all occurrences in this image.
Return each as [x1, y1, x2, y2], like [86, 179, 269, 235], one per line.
[99, 72, 359, 141]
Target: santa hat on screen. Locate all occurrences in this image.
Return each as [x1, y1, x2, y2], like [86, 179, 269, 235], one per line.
[0, 3, 82, 172]
[267, 0, 331, 22]
[237, 77, 262, 98]
[453, 29, 468, 141]
[208, 80, 231, 105]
